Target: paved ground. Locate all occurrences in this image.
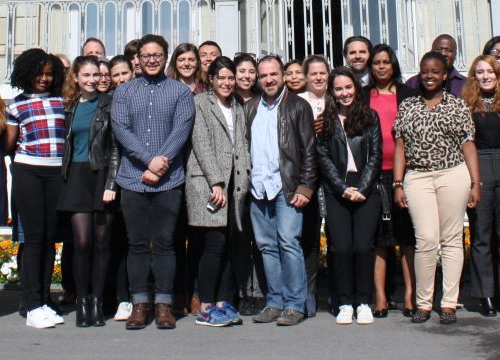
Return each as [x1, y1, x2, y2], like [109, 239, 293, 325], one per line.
[0, 286, 499, 360]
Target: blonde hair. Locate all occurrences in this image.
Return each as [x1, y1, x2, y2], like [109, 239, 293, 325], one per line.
[462, 55, 500, 113]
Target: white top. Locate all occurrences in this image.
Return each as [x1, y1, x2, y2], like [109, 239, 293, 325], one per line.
[298, 91, 325, 119]
[217, 100, 234, 144]
[339, 115, 358, 172]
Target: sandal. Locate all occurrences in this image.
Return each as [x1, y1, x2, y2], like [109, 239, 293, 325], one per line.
[440, 309, 457, 324]
[402, 308, 415, 317]
[411, 309, 431, 323]
[372, 308, 388, 318]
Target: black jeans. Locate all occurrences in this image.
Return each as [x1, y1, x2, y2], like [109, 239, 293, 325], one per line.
[301, 195, 321, 294]
[12, 163, 61, 311]
[121, 187, 182, 305]
[325, 190, 380, 305]
[469, 149, 500, 298]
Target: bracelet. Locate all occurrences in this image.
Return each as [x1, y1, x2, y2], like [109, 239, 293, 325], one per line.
[392, 181, 404, 190]
[471, 180, 483, 188]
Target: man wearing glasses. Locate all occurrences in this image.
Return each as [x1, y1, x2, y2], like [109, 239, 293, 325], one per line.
[245, 55, 317, 326]
[111, 34, 195, 330]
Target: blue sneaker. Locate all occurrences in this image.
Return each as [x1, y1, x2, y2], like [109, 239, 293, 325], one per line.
[217, 302, 243, 325]
[195, 304, 232, 327]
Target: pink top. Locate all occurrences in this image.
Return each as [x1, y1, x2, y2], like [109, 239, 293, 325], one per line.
[370, 89, 397, 171]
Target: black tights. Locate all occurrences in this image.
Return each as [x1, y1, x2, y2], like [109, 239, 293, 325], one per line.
[71, 212, 113, 298]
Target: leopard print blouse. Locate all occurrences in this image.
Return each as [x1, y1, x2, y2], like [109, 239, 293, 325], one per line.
[393, 91, 474, 172]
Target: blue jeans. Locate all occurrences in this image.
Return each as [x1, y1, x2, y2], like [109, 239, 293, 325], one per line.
[250, 192, 307, 312]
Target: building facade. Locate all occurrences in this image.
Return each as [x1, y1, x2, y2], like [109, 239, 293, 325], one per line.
[0, 0, 498, 97]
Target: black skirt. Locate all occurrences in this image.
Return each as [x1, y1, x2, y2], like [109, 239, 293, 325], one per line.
[375, 170, 416, 247]
[57, 161, 108, 212]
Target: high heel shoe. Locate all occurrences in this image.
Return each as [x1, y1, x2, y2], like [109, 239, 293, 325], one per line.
[480, 298, 497, 317]
[76, 297, 90, 327]
[89, 296, 105, 327]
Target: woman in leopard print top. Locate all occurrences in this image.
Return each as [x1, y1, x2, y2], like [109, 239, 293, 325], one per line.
[393, 51, 480, 325]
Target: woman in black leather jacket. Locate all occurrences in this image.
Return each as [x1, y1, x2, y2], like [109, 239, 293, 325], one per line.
[57, 55, 119, 327]
[317, 66, 382, 325]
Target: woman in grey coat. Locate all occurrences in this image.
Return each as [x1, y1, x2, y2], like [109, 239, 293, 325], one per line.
[185, 56, 251, 327]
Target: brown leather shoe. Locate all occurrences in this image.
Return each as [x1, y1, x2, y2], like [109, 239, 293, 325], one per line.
[155, 303, 176, 329]
[189, 295, 200, 316]
[126, 303, 150, 330]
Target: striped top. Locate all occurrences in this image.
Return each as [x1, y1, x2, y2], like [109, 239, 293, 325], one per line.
[6, 92, 66, 166]
[111, 74, 195, 192]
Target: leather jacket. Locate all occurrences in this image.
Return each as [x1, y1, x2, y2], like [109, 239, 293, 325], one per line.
[62, 93, 120, 191]
[316, 109, 382, 197]
[244, 88, 317, 203]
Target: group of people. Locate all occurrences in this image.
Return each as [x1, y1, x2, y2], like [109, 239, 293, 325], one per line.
[2, 31, 500, 330]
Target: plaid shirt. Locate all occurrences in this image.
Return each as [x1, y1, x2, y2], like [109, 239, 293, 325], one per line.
[6, 93, 66, 166]
[111, 74, 195, 192]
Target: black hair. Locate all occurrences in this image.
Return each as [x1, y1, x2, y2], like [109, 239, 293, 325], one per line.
[321, 66, 372, 137]
[284, 59, 303, 72]
[82, 37, 106, 56]
[482, 36, 500, 55]
[109, 55, 133, 72]
[11, 48, 65, 96]
[199, 41, 222, 55]
[138, 34, 169, 57]
[367, 43, 403, 90]
[258, 54, 285, 72]
[302, 55, 331, 76]
[418, 51, 448, 95]
[234, 53, 257, 70]
[343, 36, 373, 57]
[207, 56, 236, 81]
[124, 39, 140, 60]
[432, 34, 457, 52]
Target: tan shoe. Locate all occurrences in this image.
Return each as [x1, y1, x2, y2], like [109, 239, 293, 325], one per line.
[155, 303, 176, 329]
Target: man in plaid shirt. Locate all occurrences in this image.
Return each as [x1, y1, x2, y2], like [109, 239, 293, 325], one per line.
[111, 34, 195, 330]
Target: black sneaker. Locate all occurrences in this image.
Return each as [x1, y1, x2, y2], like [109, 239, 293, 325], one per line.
[253, 297, 267, 315]
[276, 308, 304, 326]
[252, 306, 282, 323]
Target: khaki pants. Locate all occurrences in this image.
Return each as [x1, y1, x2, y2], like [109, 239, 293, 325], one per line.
[404, 163, 470, 310]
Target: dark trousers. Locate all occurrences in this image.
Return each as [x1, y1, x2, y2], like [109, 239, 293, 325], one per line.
[325, 191, 380, 305]
[301, 195, 321, 294]
[12, 163, 61, 311]
[469, 149, 500, 298]
[192, 227, 231, 303]
[121, 187, 182, 305]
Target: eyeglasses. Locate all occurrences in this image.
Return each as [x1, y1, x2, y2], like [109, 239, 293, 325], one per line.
[489, 49, 500, 56]
[139, 53, 165, 62]
[99, 73, 111, 80]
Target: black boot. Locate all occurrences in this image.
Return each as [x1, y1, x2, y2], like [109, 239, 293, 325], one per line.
[89, 296, 105, 326]
[480, 298, 497, 317]
[76, 297, 90, 327]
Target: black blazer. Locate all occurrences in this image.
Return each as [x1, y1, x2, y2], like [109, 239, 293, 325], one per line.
[316, 109, 382, 197]
[361, 83, 416, 107]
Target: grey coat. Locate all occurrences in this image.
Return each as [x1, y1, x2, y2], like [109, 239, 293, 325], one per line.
[185, 91, 251, 230]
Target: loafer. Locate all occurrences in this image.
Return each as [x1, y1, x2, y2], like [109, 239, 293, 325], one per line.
[480, 298, 497, 317]
[155, 303, 176, 329]
[252, 306, 282, 323]
[372, 308, 388, 318]
[411, 309, 431, 323]
[440, 308, 457, 324]
[276, 308, 304, 326]
[126, 303, 150, 330]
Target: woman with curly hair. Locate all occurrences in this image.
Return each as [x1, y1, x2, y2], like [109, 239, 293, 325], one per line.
[5, 48, 66, 328]
[462, 55, 500, 316]
[166, 43, 204, 94]
[317, 66, 382, 325]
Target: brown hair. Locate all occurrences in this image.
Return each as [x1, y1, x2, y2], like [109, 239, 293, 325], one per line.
[462, 55, 500, 113]
[0, 94, 6, 135]
[63, 55, 100, 106]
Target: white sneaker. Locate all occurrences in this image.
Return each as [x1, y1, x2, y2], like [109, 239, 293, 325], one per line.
[356, 304, 374, 324]
[26, 307, 56, 329]
[114, 302, 132, 321]
[336, 305, 354, 324]
[42, 305, 65, 325]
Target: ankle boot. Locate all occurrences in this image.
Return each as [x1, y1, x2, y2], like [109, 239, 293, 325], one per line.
[480, 298, 497, 317]
[76, 297, 90, 327]
[89, 296, 105, 326]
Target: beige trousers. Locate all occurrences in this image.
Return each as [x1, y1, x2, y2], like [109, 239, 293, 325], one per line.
[404, 163, 470, 310]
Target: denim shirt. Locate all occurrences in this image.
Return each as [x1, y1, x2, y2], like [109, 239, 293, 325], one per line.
[250, 88, 285, 200]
